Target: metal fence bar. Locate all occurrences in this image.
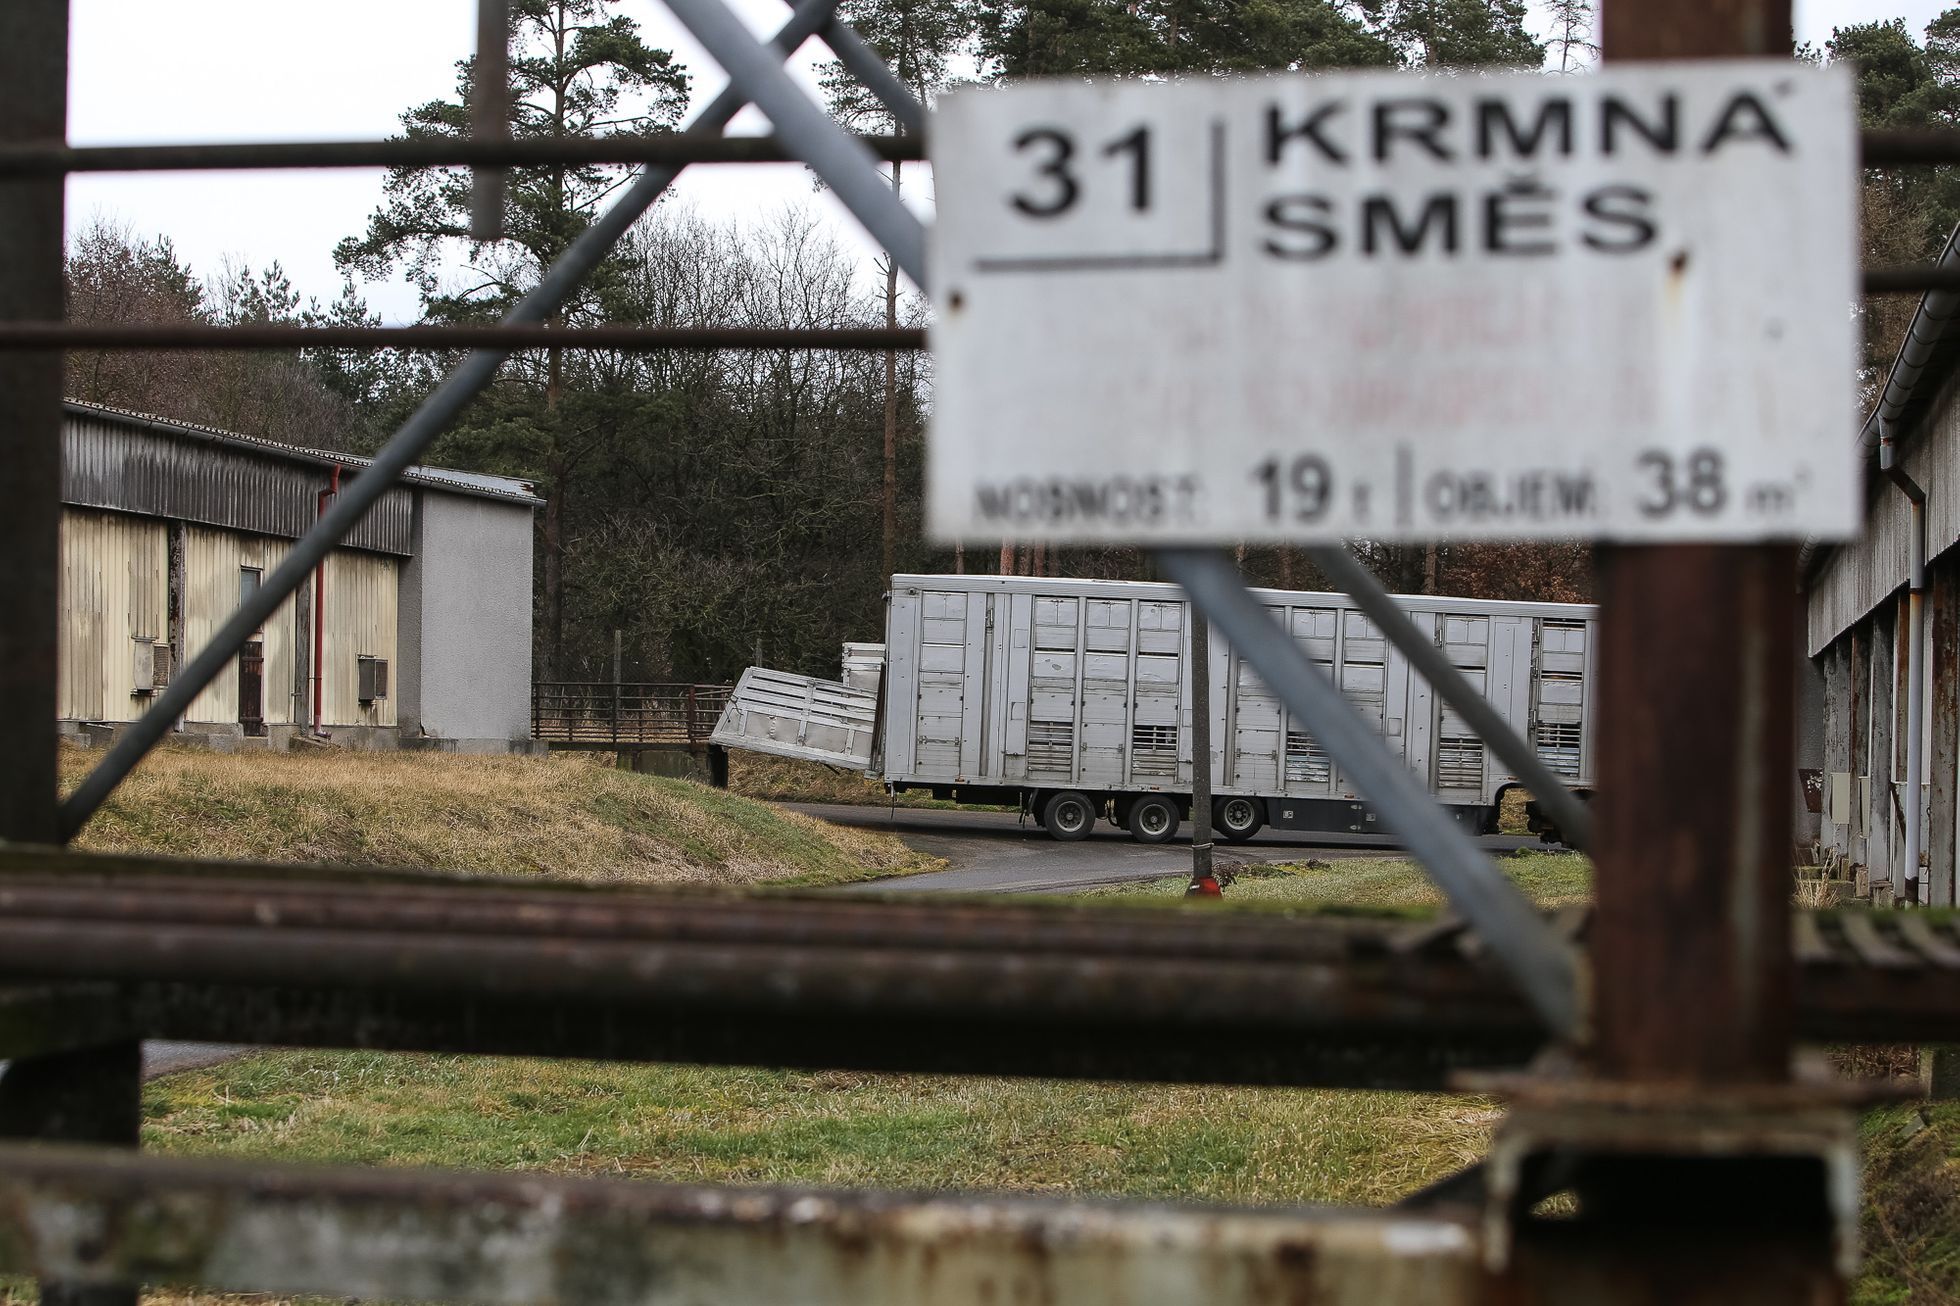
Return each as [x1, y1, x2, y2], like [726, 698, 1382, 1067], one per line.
[1302, 545, 1592, 849]
[8, 115, 1957, 171]
[1863, 126, 1960, 166]
[1864, 266, 1960, 294]
[791, 0, 928, 137]
[0, 134, 922, 175]
[1157, 548, 1581, 1042]
[58, 0, 852, 841]
[662, 0, 928, 289]
[471, 0, 510, 241]
[0, 0, 64, 848]
[0, 324, 926, 350]
[0, 6, 143, 1299]
[0, 1142, 1484, 1306]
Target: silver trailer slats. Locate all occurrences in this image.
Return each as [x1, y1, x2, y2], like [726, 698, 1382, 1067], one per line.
[717, 575, 1597, 838]
[712, 668, 878, 769]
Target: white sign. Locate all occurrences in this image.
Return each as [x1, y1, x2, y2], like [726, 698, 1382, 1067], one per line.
[928, 62, 1859, 544]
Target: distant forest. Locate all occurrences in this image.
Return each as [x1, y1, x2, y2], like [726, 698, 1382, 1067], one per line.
[63, 0, 1960, 682]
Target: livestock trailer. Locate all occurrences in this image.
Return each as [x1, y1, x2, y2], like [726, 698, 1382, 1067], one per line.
[713, 574, 1597, 842]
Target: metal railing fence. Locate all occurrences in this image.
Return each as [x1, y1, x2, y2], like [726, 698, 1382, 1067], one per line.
[531, 681, 732, 748]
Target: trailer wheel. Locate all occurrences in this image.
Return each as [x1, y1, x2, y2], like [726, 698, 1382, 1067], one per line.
[1042, 791, 1096, 841]
[1126, 795, 1180, 844]
[1215, 796, 1265, 843]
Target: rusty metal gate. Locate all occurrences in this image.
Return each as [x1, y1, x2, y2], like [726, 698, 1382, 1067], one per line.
[5, 0, 1960, 1302]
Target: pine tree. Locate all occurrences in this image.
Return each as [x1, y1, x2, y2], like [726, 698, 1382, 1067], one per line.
[334, 0, 689, 674]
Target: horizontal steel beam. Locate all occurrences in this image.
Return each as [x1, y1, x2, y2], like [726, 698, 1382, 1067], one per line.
[0, 1142, 1487, 1306]
[0, 1141, 1849, 1305]
[1865, 266, 1960, 295]
[1, 856, 1958, 1079]
[1862, 127, 1960, 167]
[0, 133, 922, 175]
[0, 984, 131, 1062]
[0, 324, 926, 351]
[0, 117, 1941, 176]
[0, 868, 1540, 1089]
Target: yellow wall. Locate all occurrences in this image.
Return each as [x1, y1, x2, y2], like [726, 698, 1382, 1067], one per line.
[57, 509, 168, 722]
[183, 526, 302, 726]
[321, 549, 398, 728]
[61, 509, 398, 732]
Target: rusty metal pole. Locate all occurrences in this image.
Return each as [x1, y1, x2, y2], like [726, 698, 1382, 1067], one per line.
[0, 7, 142, 1306]
[0, 3, 64, 848]
[1189, 605, 1216, 894]
[1593, 5, 1796, 1083]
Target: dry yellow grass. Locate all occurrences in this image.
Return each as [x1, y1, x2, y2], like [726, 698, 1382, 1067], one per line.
[58, 743, 935, 888]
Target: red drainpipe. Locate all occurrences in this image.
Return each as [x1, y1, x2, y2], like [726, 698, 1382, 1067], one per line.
[313, 466, 341, 731]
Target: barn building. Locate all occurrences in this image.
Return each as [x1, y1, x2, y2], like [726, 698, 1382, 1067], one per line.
[58, 401, 541, 753]
[1806, 231, 1960, 907]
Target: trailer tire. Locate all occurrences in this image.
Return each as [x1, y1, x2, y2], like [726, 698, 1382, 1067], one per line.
[1042, 791, 1096, 842]
[1215, 796, 1264, 843]
[1126, 795, 1180, 844]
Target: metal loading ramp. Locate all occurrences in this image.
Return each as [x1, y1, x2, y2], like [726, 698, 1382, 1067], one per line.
[712, 667, 880, 770]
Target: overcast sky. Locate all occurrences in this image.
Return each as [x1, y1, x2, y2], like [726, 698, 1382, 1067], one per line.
[66, 0, 1950, 323]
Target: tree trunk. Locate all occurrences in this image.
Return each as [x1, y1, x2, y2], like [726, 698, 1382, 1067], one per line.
[881, 164, 902, 583]
[1423, 543, 1439, 595]
[542, 455, 565, 679]
[999, 542, 1015, 575]
[954, 542, 965, 574]
[545, 340, 565, 675]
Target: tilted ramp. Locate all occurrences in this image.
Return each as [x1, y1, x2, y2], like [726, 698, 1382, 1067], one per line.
[711, 667, 878, 770]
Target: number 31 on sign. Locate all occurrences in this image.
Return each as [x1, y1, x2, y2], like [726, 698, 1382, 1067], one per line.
[926, 62, 1860, 545]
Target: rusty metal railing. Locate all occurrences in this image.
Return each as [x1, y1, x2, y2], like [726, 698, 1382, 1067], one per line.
[531, 681, 731, 749]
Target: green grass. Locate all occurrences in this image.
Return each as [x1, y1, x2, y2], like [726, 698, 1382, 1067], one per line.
[140, 1054, 1496, 1207]
[1089, 848, 1593, 917]
[1857, 1093, 1960, 1305]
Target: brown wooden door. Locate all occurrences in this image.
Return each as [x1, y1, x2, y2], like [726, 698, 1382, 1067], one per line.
[239, 639, 266, 737]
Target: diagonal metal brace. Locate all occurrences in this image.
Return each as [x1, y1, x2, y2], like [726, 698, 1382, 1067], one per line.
[1304, 545, 1592, 850]
[1158, 548, 1582, 1043]
[786, 0, 928, 137]
[662, 0, 929, 290]
[58, 0, 854, 841]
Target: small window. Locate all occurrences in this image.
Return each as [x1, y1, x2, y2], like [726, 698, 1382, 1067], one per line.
[358, 656, 390, 704]
[240, 567, 262, 606]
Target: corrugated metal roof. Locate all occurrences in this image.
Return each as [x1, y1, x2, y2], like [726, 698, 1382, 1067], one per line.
[62, 401, 544, 507]
[64, 411, 416, 555]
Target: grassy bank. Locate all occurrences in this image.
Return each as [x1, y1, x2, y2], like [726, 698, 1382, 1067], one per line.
[1107, 848, 1592, 915]
[59, 744, 935, 888]
[728, 751, 1005, 809]
[142, 1054, 1496, 1207]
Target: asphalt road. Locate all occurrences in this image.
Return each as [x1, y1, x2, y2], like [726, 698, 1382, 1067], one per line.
[792, 802, 1541, 894]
